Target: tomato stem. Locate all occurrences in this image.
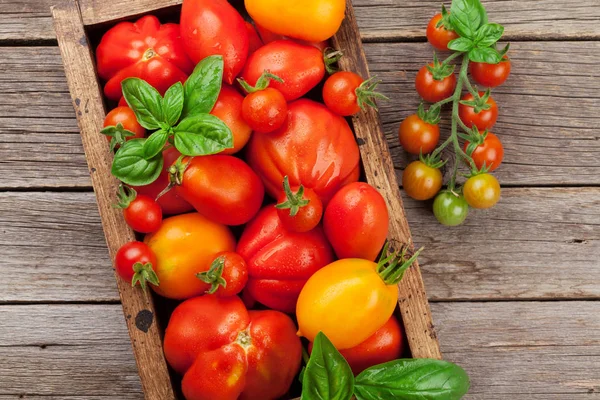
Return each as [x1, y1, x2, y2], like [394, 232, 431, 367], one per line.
[196, 256, 228, 294]
[274, 176, 310, 217]
[377, 242, 424, 285]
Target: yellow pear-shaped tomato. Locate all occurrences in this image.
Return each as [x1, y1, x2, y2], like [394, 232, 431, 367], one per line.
[245, 0, 346, 43]
[296, 258, 399, 350]
[145, 213, 236, 300]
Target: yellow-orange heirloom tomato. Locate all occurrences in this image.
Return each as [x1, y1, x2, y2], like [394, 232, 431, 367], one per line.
[144, 213, 236, 300]
[245, 0, 346, 43]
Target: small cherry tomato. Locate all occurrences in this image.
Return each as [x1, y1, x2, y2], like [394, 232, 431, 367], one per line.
[402, 160, 443, 201]
[463, 174, 501, 209]
[275, 176, 323, 233]
[197, 252, 248, 297]
[115, 185, 162, 233]
[239, 71, 288, 134]
[415, 63, 457, 103]
[459, 92, 498, 131]
[470, 56, 511, 88]
[399, 114, 440, 155]
[464, 132, 504, 171]
[211, 85, 253, 154]
[433, 191, 469, 226]
[114, 241, 159, 291]
[323, 71, 387, 117]
[426, 13, 459, 51]
[102, 106, 145, 149]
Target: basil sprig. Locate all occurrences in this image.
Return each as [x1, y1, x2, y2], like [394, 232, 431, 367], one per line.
[301, 332, 470, 400]
[111, 56, 232, 186]
[447, 0, 508, 64]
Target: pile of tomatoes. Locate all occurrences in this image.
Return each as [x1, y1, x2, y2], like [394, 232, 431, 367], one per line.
[96, 1, 418, 399]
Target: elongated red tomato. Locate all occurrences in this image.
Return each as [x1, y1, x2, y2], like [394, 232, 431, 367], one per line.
[211, 85, 252, 155]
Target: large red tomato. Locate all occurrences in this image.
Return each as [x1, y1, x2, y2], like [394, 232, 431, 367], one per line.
[247, 99, 360, 204]
[96, 15, 194, 100]
[180, 0, 249, 84]
[164, 296, 302, 400]
[237, 206, 334, 313]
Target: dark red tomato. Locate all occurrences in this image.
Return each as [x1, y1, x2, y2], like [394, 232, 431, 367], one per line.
[323, 182, 389, 261]
[197, 252, 248, 297]
[398, 114, 440, 155]
[459, 92, 499, 131]
[237, 206, 334, 313]
[242, 87, 288, 133]
[122, 193, 163, 234]
[245, 22, 264, 54]
[470, 56, 511, 88]
[96, 15, 194, 100]
[275, 178, 323, 233]
[118, 97, 128, 107]
[133, 147, 194, 215]
[211, 85, 252, 154]
[464, 132, 504, 172]
[103, 106, 146, 146]
[426, 13, 459, 51]
[323, 71, 364, 116]
[180, 0, 249, 84]
[415, 63, 457, 103]
[241, 40, 326, 101]
[114, 241, 158, 289]
[175, 155, 264, 226]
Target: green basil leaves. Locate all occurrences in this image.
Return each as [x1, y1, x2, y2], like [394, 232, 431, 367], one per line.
[174, 114, 233, 156]
[111, 139, 163, 186]
[122, 78, 164, 130]
[182, 55, 224, 119]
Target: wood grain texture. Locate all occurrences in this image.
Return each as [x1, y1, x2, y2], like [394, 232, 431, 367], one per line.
[333, 1, 441, 360]
[51, 2, 175, 399]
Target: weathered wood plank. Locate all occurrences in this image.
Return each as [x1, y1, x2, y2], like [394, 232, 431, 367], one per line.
[2, 0, 599, 42]
[2, 188, 598, 303]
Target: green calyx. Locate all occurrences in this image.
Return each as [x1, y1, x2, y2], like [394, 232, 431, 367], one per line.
[420, 151, 447, 170]
[417, 103, 441, 125]
[114, 184, 137, 209]
[427, 53, 456, 81]
[101, 122, 136, 152]
[274, 176, 310, 217]
[460, 89, 492, 113]
[436, 4, 454, 31]
[376, 242, 424, 285]
[132, 262, 160, 293]
[237, 70, 284, 94]
[156, 155, 191, 201]
[324, 47, 344, 75]
[356, 76, 389, 111]
[460, 127, 488, 156]
[196, 256, 227, 295]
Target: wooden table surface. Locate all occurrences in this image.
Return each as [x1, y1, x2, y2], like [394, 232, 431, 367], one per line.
[1, 1, 599, 399]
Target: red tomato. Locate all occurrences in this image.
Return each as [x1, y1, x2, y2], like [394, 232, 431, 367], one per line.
[459, 92, 499, 131]
[247, 99, 360, 204]
[398, 114, 440, 155]
[241, 40, 326, 101]
[323, 182, 389, 261]
[118, 97, 127, 107]
[470, 56, 511, 88]
[426, 13, 459, 50]
[175, 155, 264, 226]
[245, 22, 264, 54]
[164, 296, 302, 400]
[323, 71, 386, 117]
[103, 106, 145, 143]
[464, 132, 504, 171]
[211, 85, 253, 154]
[242, 87, 288, 133]
[96, 15, 194, 100]
[415, 63, 457, 103]
[133, 147, 194, 215]
[180, 0, 249, 84]
[402, 160, 443, 201]
[197, 252, 249, 297]
[121, 192, 163, 234]
[275, 177, 323, 233]
[114, 241, 158, 290]
[237, 206, 334, 313]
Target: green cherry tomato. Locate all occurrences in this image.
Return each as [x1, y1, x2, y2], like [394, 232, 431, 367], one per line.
[433, 192, 469, 226]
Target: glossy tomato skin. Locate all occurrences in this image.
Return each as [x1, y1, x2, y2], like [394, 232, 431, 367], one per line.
[416, 64, 457, 103]
[237, 206, 334, 313]
[97, 15, 194, 100]
[145, 213, 236, 299]
[459, 92, 499, 130]
[123, 194, 162, 233]
[242, 88, 288, 133]
[464, 132, 504, 171]
[433, 191, 469, 226]
[398, 114, 440, 155]
[463, 174, 501, 209]
[324, 182, 389, 261]
[426, 13, 459, 50]
[241, 40, 325, 101]
[176, 156, 264, 226]
[245, 22, 264, 54]
[276, 187, 323, 233]
[323, 71, 363, 116]
[470, 57, 511, 88]
[180, 0, 249, 84]
[211, 85, 252, 154]
[254, 24, 329, 51]
[114, 241, 157, 283]
[247, 99, 360, 204]
[402, 161, 443, 201]
[103, 106, 145, 141]
[211, 252, 249, 297]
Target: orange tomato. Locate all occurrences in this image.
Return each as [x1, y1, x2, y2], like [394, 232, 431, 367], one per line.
[210, 85, 252, 154]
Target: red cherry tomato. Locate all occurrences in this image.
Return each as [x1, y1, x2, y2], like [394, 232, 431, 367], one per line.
[102, 106, 146, 147]
[96, 15, 194, 100]
[114, 241, 159, 290]
[211, 85, 253, 154]
[415, 63, 457, 103]
[197, 252, 249, 297]
[275, 177, 323, 233]
[470, 56, 511, 88]
[426, 13, 459, 51]
[323, 182, 389, 261]
[116, 186, 163, 233]
[464, 132, 504, 171]
[323, 71, 362, 116]
[242, 87, 288, 133]
[398, 114, 440, 155]
[459, 92, 499, 131]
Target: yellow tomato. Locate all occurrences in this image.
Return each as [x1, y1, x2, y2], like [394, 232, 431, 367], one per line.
[245, 0, 346, 43]
[145, 213, 236, 300]
[296, 258, 398, 350]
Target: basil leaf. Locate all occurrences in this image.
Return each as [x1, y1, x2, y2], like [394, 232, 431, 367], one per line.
[468, 46, 503, 64]
[474, 23, 504, 48]
[111, 139, 163, 186]
[182, 55, 224, 119]
[174, 114, 233, 156]
[163, 82, 184, 126]
[301, 332, 354, 400]
[450, 0, 488, 39]
[447, 37, 474, 52]
[142, 129, 169, 159]
[122, 78, 164, 130]
[354, 358, 470, 400]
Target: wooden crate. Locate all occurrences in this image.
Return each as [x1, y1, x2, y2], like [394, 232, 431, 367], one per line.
[51, 0, 442, 398]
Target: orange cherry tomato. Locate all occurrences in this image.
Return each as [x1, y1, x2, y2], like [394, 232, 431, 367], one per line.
[402, 160, 443, 201]
[103, 106, 146, 144]
[463, 173, 501, 209]
[426, 13, 459, 51]
[210, 85, 253, 154]
[464, 132, 504, 171]
[398, 114, 440, 155]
